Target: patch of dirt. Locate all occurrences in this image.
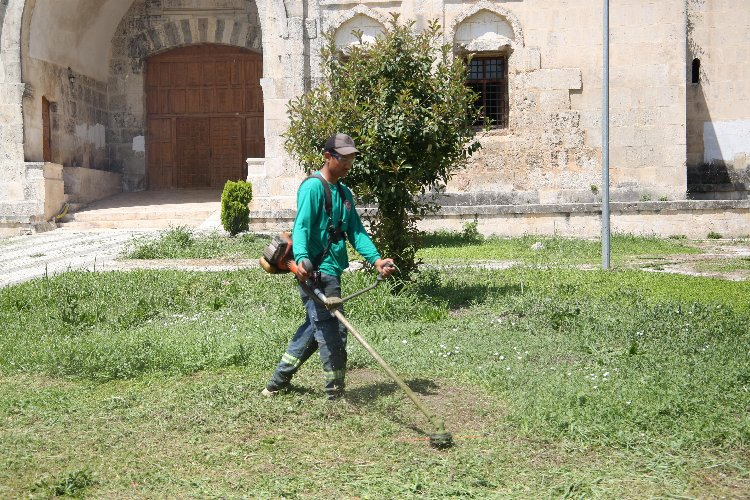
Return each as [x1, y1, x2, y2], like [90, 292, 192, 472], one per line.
[627, 240, 750, 281]
[344, 368, 503, 442]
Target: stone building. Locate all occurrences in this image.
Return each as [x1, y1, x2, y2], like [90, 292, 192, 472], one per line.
[0, 0, 748, 235]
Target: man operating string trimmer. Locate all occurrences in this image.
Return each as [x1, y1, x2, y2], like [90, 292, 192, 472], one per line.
[261, 133, 395, 401]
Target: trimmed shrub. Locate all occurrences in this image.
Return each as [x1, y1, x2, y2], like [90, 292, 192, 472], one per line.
[220, 180, 253, 236]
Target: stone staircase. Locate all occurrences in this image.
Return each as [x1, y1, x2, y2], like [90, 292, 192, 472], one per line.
[58, 189, 223, 231]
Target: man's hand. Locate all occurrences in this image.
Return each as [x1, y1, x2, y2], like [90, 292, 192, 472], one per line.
[375, 258, 396, 278]
[295, 258, 313, 282]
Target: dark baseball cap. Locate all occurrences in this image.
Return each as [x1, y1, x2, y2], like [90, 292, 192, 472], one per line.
[324, 133, 359, 155]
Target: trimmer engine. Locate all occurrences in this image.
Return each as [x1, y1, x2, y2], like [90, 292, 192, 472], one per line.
[259, 232, 294, 274]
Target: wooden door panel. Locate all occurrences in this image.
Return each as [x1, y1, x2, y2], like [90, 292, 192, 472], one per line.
[210, 117, 244, 187]
[169, 89, 186, 114]
[215, 62, 231, 86]
[148, 118, 175, 190]
[176, 117, 211, 188]
[186, 62, 202, 86]
[186, 89, 201, 113]
[245, 116, 264, 158]
[170, 62, 186, 87]
[202, 62, 216, 87]
[42, 97, 52, 162]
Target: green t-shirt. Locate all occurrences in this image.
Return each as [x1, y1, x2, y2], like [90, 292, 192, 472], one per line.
[292, 173, 381, 277]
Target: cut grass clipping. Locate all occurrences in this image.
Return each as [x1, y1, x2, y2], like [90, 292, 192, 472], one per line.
[1, 266, 748, 497]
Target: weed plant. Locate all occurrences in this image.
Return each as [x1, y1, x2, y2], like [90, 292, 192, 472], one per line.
[124, 226, 267, 260]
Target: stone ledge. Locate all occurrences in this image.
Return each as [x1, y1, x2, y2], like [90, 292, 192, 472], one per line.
[250, 200, 750, 221]
[0, 202, 44, 223]
[435, 200, 750, 216]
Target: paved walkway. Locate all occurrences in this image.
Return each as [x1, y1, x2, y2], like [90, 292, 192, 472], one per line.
[0, 229, 147, 288]
[0, 189, 228, 288]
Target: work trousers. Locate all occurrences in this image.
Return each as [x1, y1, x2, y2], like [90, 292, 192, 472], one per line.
[267, 273, 347, 398]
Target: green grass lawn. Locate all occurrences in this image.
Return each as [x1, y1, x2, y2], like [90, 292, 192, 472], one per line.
[1, 262, 748, 497]
[417, 232, 701, 266]
[123, 227, 703, 269]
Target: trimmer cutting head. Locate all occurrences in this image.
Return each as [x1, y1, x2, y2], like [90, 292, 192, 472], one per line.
[429, 431, 454, 450]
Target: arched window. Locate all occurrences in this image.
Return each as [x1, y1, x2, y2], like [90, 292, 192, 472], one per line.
[691, 58, 701, 84]
[334, 14, 385, 51]
[454, 10, 514, 129]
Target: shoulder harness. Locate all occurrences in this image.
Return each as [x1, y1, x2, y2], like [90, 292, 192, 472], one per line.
[300, 174, 348, 268]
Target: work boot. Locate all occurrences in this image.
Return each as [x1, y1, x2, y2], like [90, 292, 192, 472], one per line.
[261, 386, 280, 397]
[326, 389, 345, 402]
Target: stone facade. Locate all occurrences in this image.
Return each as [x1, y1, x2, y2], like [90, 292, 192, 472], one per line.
[0, 0, 748, 234]
[686, 0, 750, 200]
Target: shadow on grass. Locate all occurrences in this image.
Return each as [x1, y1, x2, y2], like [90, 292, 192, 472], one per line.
[413, 282, 523, 310]
[346, 378, 439, 402]
[420, 232, 480, 248]
[346, 378, 448, 437]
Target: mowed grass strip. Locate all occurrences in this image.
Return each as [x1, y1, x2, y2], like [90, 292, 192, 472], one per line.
[1, 267, 748, 497]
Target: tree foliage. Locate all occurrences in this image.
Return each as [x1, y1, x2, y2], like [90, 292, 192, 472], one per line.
[284, 15, 482, 277]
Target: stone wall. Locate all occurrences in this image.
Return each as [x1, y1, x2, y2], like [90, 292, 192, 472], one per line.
[249, 199, 750, 240]
[21, 61, 109, 169]
[686, 0, 750, 200]
[63, 166, 122, 206]
[282, 0, 689, 212]
[419, 200, 750, 240]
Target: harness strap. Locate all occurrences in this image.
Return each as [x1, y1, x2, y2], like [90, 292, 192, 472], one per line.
[299, 174, 348, 268]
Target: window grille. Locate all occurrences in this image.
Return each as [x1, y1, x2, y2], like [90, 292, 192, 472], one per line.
[467, 56, 509, 128]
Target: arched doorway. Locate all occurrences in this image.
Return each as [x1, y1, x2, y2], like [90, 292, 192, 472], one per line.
[146, 45, 264, 189]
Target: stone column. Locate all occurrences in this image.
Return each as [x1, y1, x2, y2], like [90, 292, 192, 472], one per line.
[248, 0, 310, 218]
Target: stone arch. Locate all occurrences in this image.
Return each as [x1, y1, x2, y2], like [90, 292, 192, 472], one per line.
[114, 18, 262, 75]
[322, 4, 390, 37]
[333, 14, 387, 50]
[0, 0, 30, 207]
[448, 1, 525, 51]
[107, 3, 265, 190]
[0, 0, 24, 84]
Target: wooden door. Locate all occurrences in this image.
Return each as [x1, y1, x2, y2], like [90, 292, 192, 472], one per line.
[146, 45, 263, 189]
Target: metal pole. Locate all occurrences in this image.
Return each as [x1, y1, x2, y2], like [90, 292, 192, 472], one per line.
[602, 0, 611, 270]
[332, 309, 447, 434]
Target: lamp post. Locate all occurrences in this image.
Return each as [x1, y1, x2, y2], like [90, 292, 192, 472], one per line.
[602, 0, 611, 270]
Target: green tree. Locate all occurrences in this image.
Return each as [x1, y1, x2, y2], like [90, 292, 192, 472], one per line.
[284, 15, 482, 277]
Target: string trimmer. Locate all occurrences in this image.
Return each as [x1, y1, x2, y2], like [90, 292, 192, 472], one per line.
[260, 233, 454, 449]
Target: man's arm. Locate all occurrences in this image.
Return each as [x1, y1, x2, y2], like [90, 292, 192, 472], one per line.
[292, 181, 319, 281]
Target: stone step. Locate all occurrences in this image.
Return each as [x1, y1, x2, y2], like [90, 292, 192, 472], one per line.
[54, 189, 224, 231]
[68, 208, 216, 222]
[59, 218, 211, 230]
